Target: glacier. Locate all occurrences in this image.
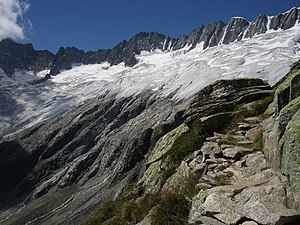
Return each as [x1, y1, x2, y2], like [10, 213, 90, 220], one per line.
[1, 23, 300, 137]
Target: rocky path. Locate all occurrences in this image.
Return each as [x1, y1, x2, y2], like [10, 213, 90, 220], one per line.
[188, 116, 300, 225]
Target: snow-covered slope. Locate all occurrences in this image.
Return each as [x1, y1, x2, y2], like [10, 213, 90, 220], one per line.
[1, 24, 300, 136]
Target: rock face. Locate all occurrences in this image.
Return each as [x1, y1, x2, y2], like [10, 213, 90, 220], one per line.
[49, 47, 85, 75]
[270, 8, 299, 30]
[185, 78, 272, 125]
[245, 13, 268, 38]
[1, 8, 299, 75]
[106, 32, 175, 67]
[0, 39, 54, 75]
[222, 17, 250, 44]
[172, 21, 226, 50]
[0, 141, 35, 192]
[262, 60, 300, 204]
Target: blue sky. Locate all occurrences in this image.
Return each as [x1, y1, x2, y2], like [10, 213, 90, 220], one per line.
[5, 0, 300, 53]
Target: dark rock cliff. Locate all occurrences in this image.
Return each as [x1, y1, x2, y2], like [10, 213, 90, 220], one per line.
[263, 60, 300, 204]
[245, 13, 268, 38]
[0, 39, 54, 75]
[270, 7, 299, 30]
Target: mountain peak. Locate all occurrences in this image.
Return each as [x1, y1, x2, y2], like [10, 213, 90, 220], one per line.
[0, 7, 299, 76]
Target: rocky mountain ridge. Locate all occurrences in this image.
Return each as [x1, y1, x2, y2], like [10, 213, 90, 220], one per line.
[0, 7, 299, 76]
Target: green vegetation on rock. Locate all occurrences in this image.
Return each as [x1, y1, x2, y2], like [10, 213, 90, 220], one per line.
[167, 118, 206, 166]
[275, 61, 300, 94]
[86, 172, 203, 225]
[86, 190, 160, 225]
[280, 96, 300, 114]
[281, 109, 300, 193]
[151, 192, 190, 225]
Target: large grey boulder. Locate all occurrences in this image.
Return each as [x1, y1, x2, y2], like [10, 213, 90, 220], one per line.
[189, 169, 300, 225]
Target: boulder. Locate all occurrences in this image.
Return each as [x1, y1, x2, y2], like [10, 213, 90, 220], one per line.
[222, 146, 253, 159]
[245, 152, 267, 169]
[245, 127, 262, 144]
[190, 169, 300, 225]
[241, 222, 258, 225]
[200, 142, 222, 156]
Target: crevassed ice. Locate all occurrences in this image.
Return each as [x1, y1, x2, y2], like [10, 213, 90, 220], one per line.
[1, 24, 300, 135]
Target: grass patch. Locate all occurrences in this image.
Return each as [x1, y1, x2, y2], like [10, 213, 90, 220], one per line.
[167, 118, 206, 166]
[85, 191, 161, 225]
[181, 173, 202, 198]
[86, 174, 202, 225]
[86, 118, 207, 225]
[160, 166, 177, 187]
[157, 118, 207, 186]
[151, 192, 190, 225]
[250, 96, 274, 119]
[215, 174, 231, 186]
[102, 216, 126, 225]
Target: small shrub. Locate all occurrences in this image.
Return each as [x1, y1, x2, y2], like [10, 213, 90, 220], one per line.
[102, 216, 126, 225]
[86, 200, 119, 225]
[215, 174, 231, 186]
[85, 192, 161, 225]
[151, 192, 190, 225]
[160, 167, 176, 187]
[120, 201, 140, 223]
[181, 173, 202, 198]
[250, 96, 274, 117]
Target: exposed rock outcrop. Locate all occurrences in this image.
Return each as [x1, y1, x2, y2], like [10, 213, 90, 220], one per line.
[0, 39, 54, 75]
[270, 7, 299, 30]
[222, 17, 250, 44]
[49, 47, 85, 75]
[245, 13, 268, 38]
[263, 60, 300, 205]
